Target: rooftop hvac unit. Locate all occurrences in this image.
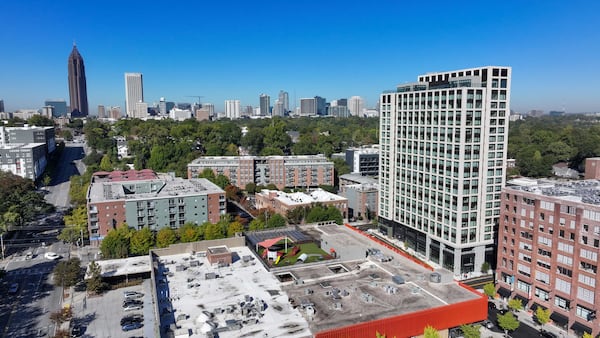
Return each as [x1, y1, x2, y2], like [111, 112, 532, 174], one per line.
[430, 272, 442, 283]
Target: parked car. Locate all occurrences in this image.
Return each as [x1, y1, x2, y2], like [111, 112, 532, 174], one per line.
[121, 314, 143, 325]
[44, 252, 60, 260]
[70, 325, 84, 337]
[123, 291, 144, 298]
[8, 283, 19, 295]
[25, 252, 33, 260]
[488, 301, 496, 309]
[449, 327, 464, 338]
[540, 329, 558, 338]
[123, 300, 143, 307]
[123, 304, 143, 312]
[121, 322, 143, 331]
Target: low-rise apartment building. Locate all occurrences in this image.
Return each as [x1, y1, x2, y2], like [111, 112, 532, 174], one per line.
[187, 155, 334, 190]
[87, 170, 225, 243]
[496, 178, 600, 337]
[255, 189, 347, 219]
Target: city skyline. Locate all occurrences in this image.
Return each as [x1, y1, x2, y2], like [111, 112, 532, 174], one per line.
[0, 1, 599, 114]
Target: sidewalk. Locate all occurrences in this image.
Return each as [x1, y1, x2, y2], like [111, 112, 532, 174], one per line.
[491, 298, 574, 338]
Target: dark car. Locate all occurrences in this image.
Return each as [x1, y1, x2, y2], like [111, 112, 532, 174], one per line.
[449, 327, 464, 338]
[540, 329, 558, 338]
[121, 314, 143, 325]
[488, 301, 496, 309]
[122, 322, 143, 331]
[123, 299, 143, 307]
[70, 325, 84, 337]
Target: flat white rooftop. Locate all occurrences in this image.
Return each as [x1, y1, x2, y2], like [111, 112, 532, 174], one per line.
[156, 246, 311, 337]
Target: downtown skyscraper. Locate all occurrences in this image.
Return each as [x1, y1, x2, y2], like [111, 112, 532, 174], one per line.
[67, 44, 89, 117]
[378, 66, 511, 276]
[125, 73, 144, 118]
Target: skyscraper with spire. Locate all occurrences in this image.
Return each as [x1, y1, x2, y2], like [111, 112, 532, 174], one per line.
[67, 44, 89, 117]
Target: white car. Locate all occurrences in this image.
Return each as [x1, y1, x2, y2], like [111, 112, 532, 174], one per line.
[44, 252, 60, 260]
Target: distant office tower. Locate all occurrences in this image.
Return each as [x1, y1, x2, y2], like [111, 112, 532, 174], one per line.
[225, 100, 241, 119]
[158, 98, 167, 115]
[278, 90, 289, 113]
[135, 101, 148, 119]
[300, 98, 316, 116]
[348, 96, 365, 116]
[315, 96, 326, 116]
[259, 94, 270, 116]
[44, 99, 68, 117]
[329, 105, 349, 118]
[378, 66, 511, 276]
[67, 44, 89, 117]
[110, 106, 121, 120]
[97, 105, 105, 118]
[243, 106, 253, 117]
[41, 106, 53, 118]
[196, 103, 214, 121]
[0, 100, 4, 113]
[202, 103, 215, 117]
[125, 73, 144, 117]
[272, 100, 285, 117]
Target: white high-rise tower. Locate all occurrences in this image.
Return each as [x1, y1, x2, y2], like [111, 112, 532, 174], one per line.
[125, 73, 144, 118]
[378, 66, 511, 276]
[348, 96, 365, 116]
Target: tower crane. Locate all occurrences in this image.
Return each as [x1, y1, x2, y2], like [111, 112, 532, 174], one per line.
[185, 96, 204, 107]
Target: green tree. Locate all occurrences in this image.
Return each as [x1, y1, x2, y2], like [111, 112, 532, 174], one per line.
[266, 213, 287, 228]
[423, 325, 440, 338]
[198, 168, 216, 181]
[241, 128, 265, 155]
[248, 218, 265, 231]
[286, 207, 306, 225]
[43, 174, 52, 189]
[53, 258, 81, 287]
[204, 222, 224, 240]
[63, 205, 89, 228]
[179, 223, 200, 243]
[535, 307, 551, 329]
[99, 154, 113, 171]
[58, 227, 83, 245]
[481, 261, 491, 274]
[86, 260, 107, 294]
[62, 129, 73, 141]
[214, 174, 230, 189]
[130, 228, 154, 255]
[156, 228, 177, 248]
[227, 221, 244, 237]
[27, 114, 55, 127]
[483, 283, 496, 299]
[245, 182, 257, 194]
[460, 324, 481, 338]
[507, 298, 523, 312]
[100, 226, 132, 258]
[582, 333, 594, 338]
[497, 312, 520, 337]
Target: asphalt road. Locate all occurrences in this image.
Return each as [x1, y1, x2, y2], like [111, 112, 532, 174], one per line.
[45, 143, 86, 208]
[0, 141, 85, 337]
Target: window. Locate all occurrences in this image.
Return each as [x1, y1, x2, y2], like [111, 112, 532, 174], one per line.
[555, 278, 571, 294]
[535, 270, 550, 284]
[576, 305, 593, 320]
[581, 248, 598, 261]
[558, 242, 573, 254]
[517, 279, 531, 293]
[517, 263, 531, 277]
[579, 273, 596, 288]
[535, 287, 550, 301]
[557, 254, 572, 265]
[557, 266, 572, 277]
[555, 296, 569, 310]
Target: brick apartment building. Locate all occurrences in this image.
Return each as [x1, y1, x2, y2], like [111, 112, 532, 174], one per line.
[496, 178, 600, 336]
[87, 170, 225, 243]
[187, 155, 334, 190]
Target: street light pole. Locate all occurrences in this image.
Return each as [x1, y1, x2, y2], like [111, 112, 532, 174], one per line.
[1, 232, 4, 260]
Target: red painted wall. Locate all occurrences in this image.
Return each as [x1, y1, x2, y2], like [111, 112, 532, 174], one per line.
[316, 289, 487, 338]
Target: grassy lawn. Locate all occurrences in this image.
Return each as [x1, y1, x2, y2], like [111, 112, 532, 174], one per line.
[258, 241, 331, 266]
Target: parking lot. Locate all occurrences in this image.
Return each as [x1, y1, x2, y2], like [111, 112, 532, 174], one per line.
[69, 279, 155, 338]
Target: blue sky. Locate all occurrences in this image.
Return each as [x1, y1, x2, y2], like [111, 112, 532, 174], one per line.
[0, 1, 599, 114]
